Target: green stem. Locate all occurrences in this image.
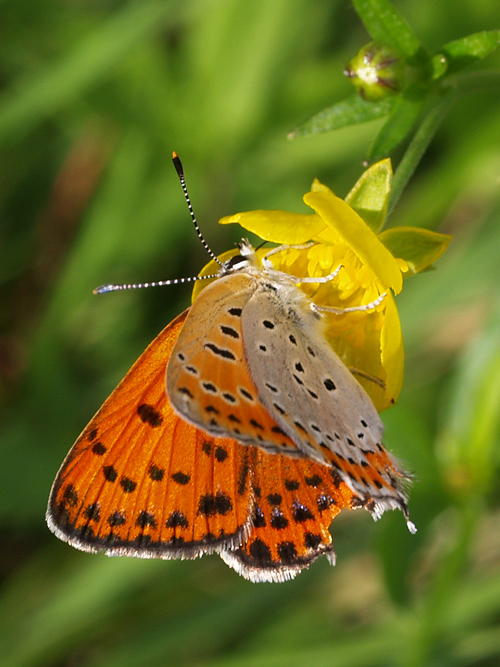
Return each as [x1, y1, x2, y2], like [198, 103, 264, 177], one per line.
[387, 69, 500, 218]
[388, 93, 454, 216]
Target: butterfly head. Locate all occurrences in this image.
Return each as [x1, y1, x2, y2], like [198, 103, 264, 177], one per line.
[219, 239, 259, 276]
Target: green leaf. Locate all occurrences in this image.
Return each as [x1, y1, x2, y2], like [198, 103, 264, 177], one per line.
[430, 31, 500, 80]
[378, 226, 451, 274]
[442, 30, 500, 74]
[367, 86, 427, 162]
[345, 158, 392, 232]
[352, 0, 427, 65]
[288, 95, 395, 138]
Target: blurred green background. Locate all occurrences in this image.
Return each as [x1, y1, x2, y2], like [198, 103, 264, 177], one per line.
[1, 1, 500, 665]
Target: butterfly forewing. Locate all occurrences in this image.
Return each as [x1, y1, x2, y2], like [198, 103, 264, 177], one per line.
[47, 310, 253, 558]
[167, 274, 303, 457]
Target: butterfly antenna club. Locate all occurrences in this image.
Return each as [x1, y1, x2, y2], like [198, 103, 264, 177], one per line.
[172, 152, 223, 267]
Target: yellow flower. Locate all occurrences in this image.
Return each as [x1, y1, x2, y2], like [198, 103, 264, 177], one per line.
[194, 159, 450, 412]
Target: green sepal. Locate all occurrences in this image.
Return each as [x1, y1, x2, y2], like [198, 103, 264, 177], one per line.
[345, 158, 392, 233]
[378, 226, 451, 274]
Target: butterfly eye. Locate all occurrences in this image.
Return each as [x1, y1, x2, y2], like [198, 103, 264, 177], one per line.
[224, 254, 250, 272]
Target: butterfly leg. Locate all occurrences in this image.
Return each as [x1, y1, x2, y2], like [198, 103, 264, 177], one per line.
[263, 242, 315, 264]
[348, 367, 386, 390]
[312, 291, 387, 314]
[263, 243, 348, 285]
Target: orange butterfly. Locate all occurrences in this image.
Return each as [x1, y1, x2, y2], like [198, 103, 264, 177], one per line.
[47, 154, 414, 582]
[47, 310, 368, 582]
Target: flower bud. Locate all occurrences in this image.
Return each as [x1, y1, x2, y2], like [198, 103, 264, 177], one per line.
[345, 42, 405, 101]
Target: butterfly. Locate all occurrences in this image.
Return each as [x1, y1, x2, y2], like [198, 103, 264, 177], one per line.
[47, 309, 371, 582]
[47, 154, 415, 582]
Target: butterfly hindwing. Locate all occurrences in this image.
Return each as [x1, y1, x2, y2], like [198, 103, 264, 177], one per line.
[241, 284, 411, 518]
[221, 448, 362, 582]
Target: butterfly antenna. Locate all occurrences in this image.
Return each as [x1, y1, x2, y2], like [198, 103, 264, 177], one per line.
[172, 152, 223, 267]
[94, 273, 219, 294]
[94, 153, 223, 294]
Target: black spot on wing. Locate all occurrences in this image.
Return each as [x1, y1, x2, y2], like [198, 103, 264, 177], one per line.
[103, 465, 118, 483]
[220, 325, 239, 339]
[92, 441, 106, 455]
[84, 503, 100, 521]
[108, 511, 126, 527]
[215, 446, 228, 462]
[120, 477, 137, 493]
[172, 471, 190, 485]
[293, 501, 314, 522]
[204, 343, 236, 360]
[239, 387, 254, 401]
[305, 533, 322, 549]
[249, 538, 271, 563]
[317, 494, 335, 511]
[62, 485, 78, 507]
[137, 403, 163, 427]
[270, 509, 288, 529]
[198, 492, 232, 516]
[277, 541, 297, 564]
[136, 511, 156, 528]
[166, 511, 189, 528]
[252, 506, 266, 527]
[148, 465, 164, 481]
[267, 493, 282, 506]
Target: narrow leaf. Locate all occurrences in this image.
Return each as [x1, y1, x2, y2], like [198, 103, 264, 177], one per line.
[288, 95, 395, 138]
[442, 30, 500, 74]
[352, 0, 427, 65]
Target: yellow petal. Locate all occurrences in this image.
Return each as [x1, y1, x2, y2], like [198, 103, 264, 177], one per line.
[304, 188, 403, 294]
[219, 210, 327, 244]
[380, 293, 404, 406]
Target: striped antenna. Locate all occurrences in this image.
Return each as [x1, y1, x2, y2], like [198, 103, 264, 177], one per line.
[94, 152, 222, 294]
[94, 273, 219, 294]
[172, 152, 223, 267]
